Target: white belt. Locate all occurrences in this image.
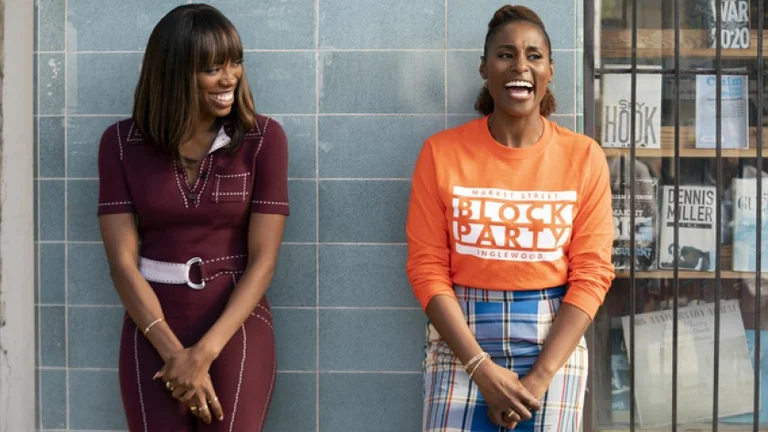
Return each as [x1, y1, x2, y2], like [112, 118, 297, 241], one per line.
[139, 256, 206, 289]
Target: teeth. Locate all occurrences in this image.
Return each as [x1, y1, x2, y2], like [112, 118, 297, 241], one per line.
[212, 91, 234, 102]
[505, 80, 533, 88]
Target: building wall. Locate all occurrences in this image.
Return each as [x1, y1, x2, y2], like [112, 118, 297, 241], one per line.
[34, 0, 583, 430]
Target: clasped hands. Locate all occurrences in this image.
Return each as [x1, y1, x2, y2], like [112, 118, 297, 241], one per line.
[472, 361, 551, 430]
[154, 344, 224, 424]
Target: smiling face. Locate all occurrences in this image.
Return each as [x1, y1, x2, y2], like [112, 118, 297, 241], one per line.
[479, 21, 554, 120]
[197, 60, 243, 123]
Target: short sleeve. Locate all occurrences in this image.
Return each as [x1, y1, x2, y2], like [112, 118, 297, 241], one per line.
[97, 122, 135, 216]
[251, 118, 290, 215]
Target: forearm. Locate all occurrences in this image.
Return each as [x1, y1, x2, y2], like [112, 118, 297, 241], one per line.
[528, 303, 591, 380]
[197, 262, 274, 358]
[110, 266, 184, 361]
[424, 294, 484, 365]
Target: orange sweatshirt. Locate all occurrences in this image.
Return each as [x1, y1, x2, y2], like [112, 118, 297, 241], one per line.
[405, 116, 615, 319]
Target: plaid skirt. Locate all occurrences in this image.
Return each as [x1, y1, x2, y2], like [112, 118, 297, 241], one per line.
[422, 285, 588, 432]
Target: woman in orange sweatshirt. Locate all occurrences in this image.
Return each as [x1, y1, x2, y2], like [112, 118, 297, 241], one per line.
[406, 5, 615, 431]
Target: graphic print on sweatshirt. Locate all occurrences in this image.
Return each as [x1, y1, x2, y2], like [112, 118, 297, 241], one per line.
[451, 186, 577, 262]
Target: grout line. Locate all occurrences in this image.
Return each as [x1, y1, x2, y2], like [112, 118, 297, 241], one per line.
[36, 0, 42, 427]
[314, 0, 321, 430]
[63, 0, 70, 428]
[271, 306, 421, 311]
[48, 112, 492, 118]
[444, 0, 448, 130]
[40, 48, 580, 54]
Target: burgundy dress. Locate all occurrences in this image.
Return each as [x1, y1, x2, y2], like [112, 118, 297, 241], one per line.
[97, 114, 289, 432]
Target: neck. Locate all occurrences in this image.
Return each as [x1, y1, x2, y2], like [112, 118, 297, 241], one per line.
[487, 110, 543, 148]
[195, 114, 217, 138]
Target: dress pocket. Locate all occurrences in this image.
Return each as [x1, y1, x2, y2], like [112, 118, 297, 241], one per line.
[210, 172, 251, 203]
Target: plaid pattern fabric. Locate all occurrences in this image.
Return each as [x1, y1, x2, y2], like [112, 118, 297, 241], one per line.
[422, 286, 588, 432]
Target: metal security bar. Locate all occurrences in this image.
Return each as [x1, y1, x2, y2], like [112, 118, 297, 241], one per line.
[584, 0, 766, 430]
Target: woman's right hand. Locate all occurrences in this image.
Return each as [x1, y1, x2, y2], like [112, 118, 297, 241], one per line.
[471, 361, 541, 428]
[173, 375, 224, 424]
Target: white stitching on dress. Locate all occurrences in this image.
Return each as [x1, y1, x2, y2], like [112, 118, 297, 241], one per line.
[216, 173, 249, 179]
[98, 201, 133, 207]
[203, 270, 243, 282]
[256, 304, 272, 320]
[253, 118, 270, 160]
[172, 160, 189, 209]
[116, 123, 124, 161]
[228, 325, 247, 432]
[203, 254, 247, 264]
[196, 155, 213, 208]
[252, 200, 289, 206]
[133, 327, 149, 432]
[259, 342, 276, 431]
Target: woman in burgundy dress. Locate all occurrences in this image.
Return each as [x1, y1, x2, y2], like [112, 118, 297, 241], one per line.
[97, 4, 288, 431]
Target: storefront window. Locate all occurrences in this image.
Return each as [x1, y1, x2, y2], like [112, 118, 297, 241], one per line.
[588, 0, 767, 429]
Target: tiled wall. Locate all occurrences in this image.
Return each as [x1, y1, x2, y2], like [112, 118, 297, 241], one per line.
[34, 0, 583, 430]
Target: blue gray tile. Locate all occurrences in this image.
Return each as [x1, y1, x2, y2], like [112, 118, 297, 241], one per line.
[40, 180, 65, 241]
[447, 0, 576, 50]
[577, 114, 584, 133]
[318, 116, 444, 178]
[67, 0, 186, 51]
[319, 0, 443, 49]
[319, 309, 425, 371]
[206, 0, 315, 49]
[264, 373, 316, 432]
[245, 52, 315, 115]
[319, 373, 422, 431]
[40, 369, 67, 429]
[69, 307, 123, 368]
[319, 180, 410, 243]
[68, 243, 122, 306]
[67, 180, 99, 241]
[446, 50, 484, 114]
[319, 245, 417, 307]
[39, 116, 65, 178]
[576, 51, 584, 114]
[68, 117, 124, 178]
[272, 115, 316, 179]
[38, 0, 66, 52]
[40, 243, 66, 304]
[38, 53, 65, 116]
[273, 308, 316, 371]
[34, 367, 39, 426]
[67, 53, 141, 115]
[447, 50, 575, 115]
[319, 52, 445, 114]
[283, 180, 316, 243]
[69, 370, 127, 430]
[551, 50, 576, 115]
[34, 181, 39, 241]
[269, 245, 316, 307]
[551, 114, 576, 131]
[40, 306, 66, 367]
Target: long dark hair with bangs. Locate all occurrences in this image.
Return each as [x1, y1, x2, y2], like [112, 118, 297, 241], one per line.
[133, 3, 256, 159]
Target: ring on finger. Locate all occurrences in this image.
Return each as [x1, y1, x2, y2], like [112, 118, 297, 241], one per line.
[504, 410, 520, 421]
[165, 381, 174, 391]
[190, 406, 198, 413]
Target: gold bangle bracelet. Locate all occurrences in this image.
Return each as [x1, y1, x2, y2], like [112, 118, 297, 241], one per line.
[468, 354, 491, 379]
[463, 352, 488, 374]
[143, 317, 164, 336]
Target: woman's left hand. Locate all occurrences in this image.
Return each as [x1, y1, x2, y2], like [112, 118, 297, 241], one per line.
[504, 371, 552, 429]
[154, 344, 216, 401]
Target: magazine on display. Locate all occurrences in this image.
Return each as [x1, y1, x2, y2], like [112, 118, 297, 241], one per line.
[695, 73, 749, 149]
[658, 185, 717, 271]
[601, 65, 662, 149]
[731, 178, 768, 271]
[611, 178, 658, 271]
[621, 300, 754, 427]
[707, 0, 751, 49]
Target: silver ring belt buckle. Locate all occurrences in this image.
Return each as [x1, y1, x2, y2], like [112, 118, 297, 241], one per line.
[138, 255, 207, 290]
[185, 257, 205, 290]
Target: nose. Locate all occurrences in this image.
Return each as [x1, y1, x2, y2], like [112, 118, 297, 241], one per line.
[219, 64, 238, 86]
[511, 55, 529, 73]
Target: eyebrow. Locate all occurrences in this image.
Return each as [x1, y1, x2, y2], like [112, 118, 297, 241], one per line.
[494, 44, 543, 51]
